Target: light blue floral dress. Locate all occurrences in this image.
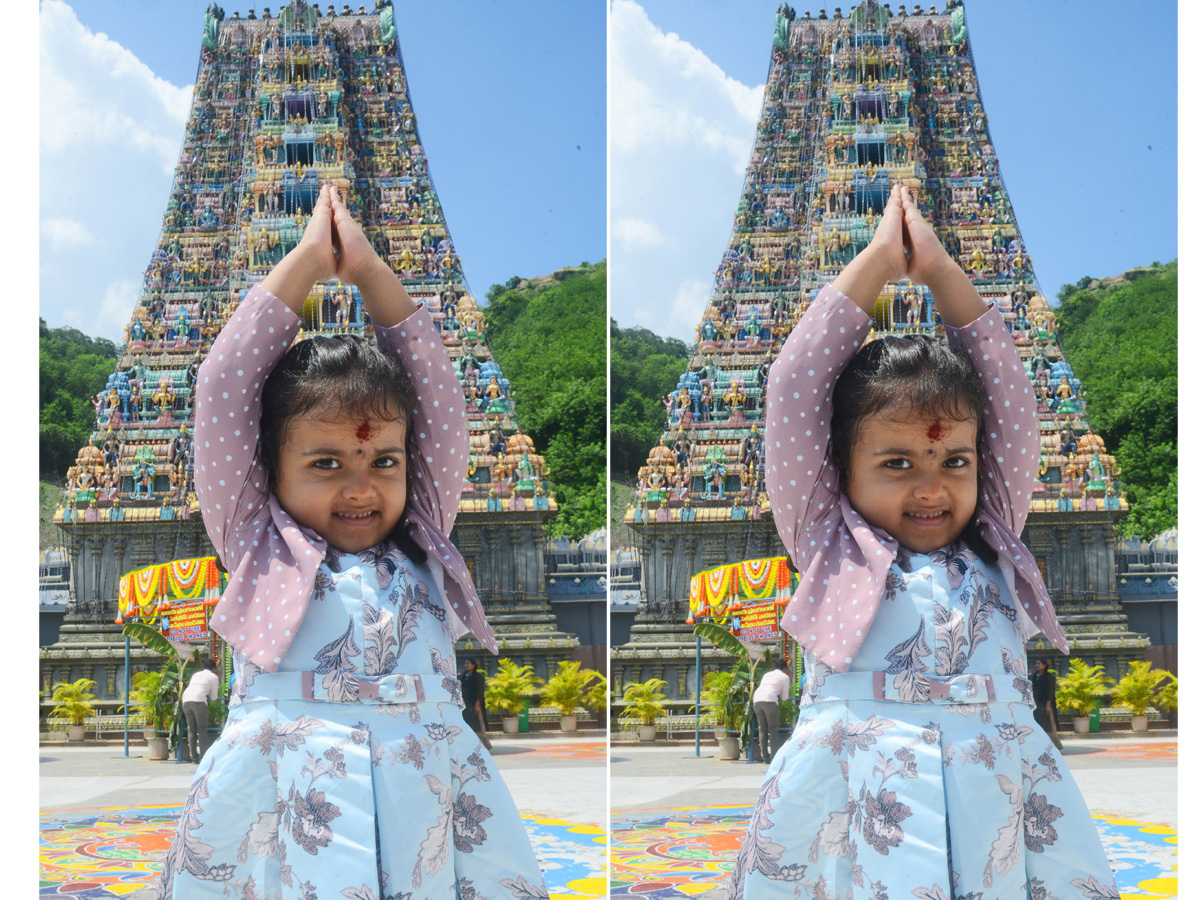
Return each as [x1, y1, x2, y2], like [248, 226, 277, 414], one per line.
[731, 542, 1118, 900]
[156, 543, 549, 900]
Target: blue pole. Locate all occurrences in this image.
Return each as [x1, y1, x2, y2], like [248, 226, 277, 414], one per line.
[123, 636, 130, 757]
[694, 635, 701, 757]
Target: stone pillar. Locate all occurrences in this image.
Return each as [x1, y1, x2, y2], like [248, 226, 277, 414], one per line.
[661, 540, 675, 602]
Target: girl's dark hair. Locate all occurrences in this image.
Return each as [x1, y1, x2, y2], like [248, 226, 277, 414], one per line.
[830, 333, 996, 563]
[258, 334, 427, 565]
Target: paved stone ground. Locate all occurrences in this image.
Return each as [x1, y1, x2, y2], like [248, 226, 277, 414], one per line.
[39, 732, 607, 899]
[611, 733, 1178, 899]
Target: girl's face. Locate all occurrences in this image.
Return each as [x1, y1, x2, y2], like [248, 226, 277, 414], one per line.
[845, 411, 978, 554]
[274, 410, 407, 553]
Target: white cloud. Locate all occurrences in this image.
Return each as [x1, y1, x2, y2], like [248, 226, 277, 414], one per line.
[41, 217, 99, 250]
[610, 0, 762, 170]
[40, 0, 193, 173]
[609, 1, 764, 342]
[39, 1, 193, 341]
[62, 278, 140, 341]
[613, 217, 671, 251]
[632, 278, 710, 343]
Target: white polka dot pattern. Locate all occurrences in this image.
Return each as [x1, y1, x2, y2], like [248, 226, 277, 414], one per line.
[764, 285, 1068, 673]
[194, 284, 497, 672]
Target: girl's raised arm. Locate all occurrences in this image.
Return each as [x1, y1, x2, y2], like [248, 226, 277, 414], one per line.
[900, 185, 1040, 533]
[323, 186, 468, 535]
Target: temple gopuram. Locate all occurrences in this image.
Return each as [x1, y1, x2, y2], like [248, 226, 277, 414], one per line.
[41, 0, 580, 719]
[613, 0, 1148, 709]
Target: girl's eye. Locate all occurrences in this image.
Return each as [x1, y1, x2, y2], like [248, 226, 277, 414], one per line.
[944, 456, 970, 469]
[313, 458, 340, 470]
[373, 456, 400, 468]
[882, 458, 911, 470]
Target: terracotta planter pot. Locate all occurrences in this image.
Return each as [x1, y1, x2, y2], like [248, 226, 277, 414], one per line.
[560, 715, 577, 732]
[67, 724, 86, 742]
[1130, 715, 1148, 732]
[717, 736, 740, 760]
[501, 717, 519, 734]
[1072, 717, 1089, 734]
[638, 725, 656, 742]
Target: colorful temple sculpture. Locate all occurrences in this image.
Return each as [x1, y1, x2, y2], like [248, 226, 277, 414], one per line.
[614, 0, 1147, 709]
[41, 1, 580, 719]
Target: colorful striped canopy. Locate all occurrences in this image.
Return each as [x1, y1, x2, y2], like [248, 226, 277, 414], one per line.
[117, 557, 225, 621]
[687, 556, 796, 623]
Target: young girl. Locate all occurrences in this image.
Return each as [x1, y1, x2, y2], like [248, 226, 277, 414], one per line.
[731, 185, 1117, 899]
[156, 185, 548, 900]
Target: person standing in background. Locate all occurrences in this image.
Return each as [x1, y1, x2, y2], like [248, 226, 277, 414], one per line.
[460, 658, 493, 750]
[1032, 657, 1065, 750]
[181, 658, 220, 762]
[752, 660, 790, 763]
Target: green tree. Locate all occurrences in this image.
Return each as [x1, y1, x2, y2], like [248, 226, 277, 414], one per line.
[38, 318, 119, 479]
[609, 321, 689, 479]
[1055, 261, 1177, 537]
[483, 263, 606, 539]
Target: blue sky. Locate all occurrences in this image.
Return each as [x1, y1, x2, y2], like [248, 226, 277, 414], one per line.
[610, 0, 1178, 340]
[38, 0, 606, 340]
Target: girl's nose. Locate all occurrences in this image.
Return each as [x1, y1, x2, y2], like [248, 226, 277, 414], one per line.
[341, 471, 375, 498]
[912, 472, 948, 500]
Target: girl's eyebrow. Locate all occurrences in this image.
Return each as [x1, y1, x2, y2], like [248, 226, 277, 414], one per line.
[301, 446, 405, 456]
[871, 445, 976, 456]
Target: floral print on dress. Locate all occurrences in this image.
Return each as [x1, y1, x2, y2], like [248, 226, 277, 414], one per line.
[730, 550, 1117, 900]
[155, 544, 547, 900]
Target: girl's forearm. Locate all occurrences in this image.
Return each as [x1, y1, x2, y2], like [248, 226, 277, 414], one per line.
[261, 245, 327, 316]
[831, 243, 896, 316]
[922, 254, 987, 328]
[354, 257, 418, 327]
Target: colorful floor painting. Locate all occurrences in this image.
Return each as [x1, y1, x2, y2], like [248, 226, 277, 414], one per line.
[518, 741, 607, 762]
[40, 806, 607, 899]
[610, 806, 1177, 899]
[1074, 741, 1178, 762]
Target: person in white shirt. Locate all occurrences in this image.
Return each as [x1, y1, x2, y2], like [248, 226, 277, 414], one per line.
[751, 660, 791, 763]
[181, 658, 221, 762]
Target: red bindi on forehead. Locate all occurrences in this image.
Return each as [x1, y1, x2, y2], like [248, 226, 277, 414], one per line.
[355, 420, 375, 442]
[926, 420, 944, 443]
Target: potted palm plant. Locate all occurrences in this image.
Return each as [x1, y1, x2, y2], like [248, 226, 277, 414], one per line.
[699, 670, 745, 759]
[1056, 658, 1114, 733]
[618, 678, 667, 741]
[540, 661, 600, 732]
[48, 678, 97, 742]
[584, 673, 608, 731]
[125, 666, 183, 759]
[1110, 660, 1172, 732]
[1156, 672, 1178, 727]
[484, 659, 543, 733]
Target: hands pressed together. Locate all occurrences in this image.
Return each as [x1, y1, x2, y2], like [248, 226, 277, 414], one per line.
[296, 183, 382, 288]
[831, 182, 985, 326]
[870, 183, 952, 287]
[262, 183, 417, 326]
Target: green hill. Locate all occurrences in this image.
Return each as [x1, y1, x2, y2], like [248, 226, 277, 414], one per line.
[483, 262, 607, 540]
[1055, 261, 1177, 538]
